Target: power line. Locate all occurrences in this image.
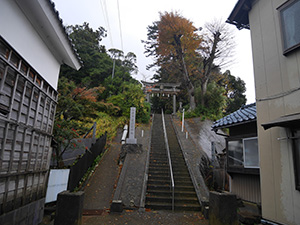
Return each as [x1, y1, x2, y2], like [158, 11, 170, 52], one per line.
[116, 0, 124, 51]
[100, 0, 113, 46]
[99, 0, 115, 80]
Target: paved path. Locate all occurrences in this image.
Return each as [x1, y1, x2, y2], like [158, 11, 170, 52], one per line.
[82, 210, 208, 225]
[83, 130, 123, 210]
[112, 123, 151, 208]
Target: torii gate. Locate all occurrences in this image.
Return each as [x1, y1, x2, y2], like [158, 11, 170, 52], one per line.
[141, 81, 181, 114]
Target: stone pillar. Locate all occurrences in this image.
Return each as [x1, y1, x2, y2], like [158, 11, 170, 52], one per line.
[126, 107, 137, 144]
[173, 94, 176, 114]
[179, 102, 182, 112]
[209, 191, 238, 225]
[55, 191, 84, 225]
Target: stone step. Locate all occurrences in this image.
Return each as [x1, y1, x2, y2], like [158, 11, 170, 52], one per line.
[148, 169, 188, 175]
[149, 159, 186, 164]
[150, 147, 166, 150]
[147, 171, 170, 177]
[148, 162, 187, 168]
[146, 196, 199, 205]
[147, 170, 190, 177]
[147, 179, 193, 187]
[148, 165, 189, 171]
[145, 202, 201, 211]
[173, 170, 190, 176]
[149, 157, 168, 162]
[146, 189, 198, 198]
[147, 184, 195, 192]
[146, 113, 200, 212]
[149, 153, 168, 158]
[148, 161, 168, 166]
[148, 173, 192, 180]
[148, 170, 190, 177]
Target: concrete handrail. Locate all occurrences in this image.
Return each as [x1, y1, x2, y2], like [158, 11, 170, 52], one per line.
[121, 124, 128, 144]
[161, 109, 175, 211]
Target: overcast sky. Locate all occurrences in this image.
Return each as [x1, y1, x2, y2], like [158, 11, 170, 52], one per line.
[53, 0, 255, 103]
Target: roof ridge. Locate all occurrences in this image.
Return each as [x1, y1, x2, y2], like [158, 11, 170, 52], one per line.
[48, 0, 83, 65]
[241, 102, 256, 109]
[212, 102, 257, 130]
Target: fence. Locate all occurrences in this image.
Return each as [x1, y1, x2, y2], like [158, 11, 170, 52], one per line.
[67, 133, 107, 191]
[61, 122, 97, 166]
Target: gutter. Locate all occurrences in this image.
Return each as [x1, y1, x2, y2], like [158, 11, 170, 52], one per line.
[213, 129, 229, 137]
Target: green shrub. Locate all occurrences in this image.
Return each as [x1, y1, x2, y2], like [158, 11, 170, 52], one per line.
[107, 83, 150, 123]
[94, 112, 127, 143]
[140, 102, 151, 124]
[184, 110, 197, 119]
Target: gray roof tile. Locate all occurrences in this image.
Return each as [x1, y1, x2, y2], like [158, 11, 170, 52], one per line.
[212, 103, 256, 130]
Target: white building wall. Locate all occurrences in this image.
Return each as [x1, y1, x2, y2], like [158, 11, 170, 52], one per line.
[0, 0, 61, 90]
[249, 0, 300, 224]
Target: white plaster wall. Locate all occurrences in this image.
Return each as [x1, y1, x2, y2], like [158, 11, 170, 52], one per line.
[0, 0, 61, 90]
[249, 0, 300, 224]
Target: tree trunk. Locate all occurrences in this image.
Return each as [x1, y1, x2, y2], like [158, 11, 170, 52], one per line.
[200, 31, 221, 107]
[56, 143, 68, 168]
[180, 53, 196, 111]
[201, 78, 209, 107]
[173, 34, 197, 111]
[55, 145, 63, 168]
[188, 86, 196, 111]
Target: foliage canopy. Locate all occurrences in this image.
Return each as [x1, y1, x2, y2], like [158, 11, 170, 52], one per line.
[143, 11, 246, 117]
[53, 23, 150, 167]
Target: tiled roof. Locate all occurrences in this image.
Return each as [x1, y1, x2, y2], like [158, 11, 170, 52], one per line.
[226, 0, 254, 30]
[48, 0, 82, 65]
[212, 103, 256, 130]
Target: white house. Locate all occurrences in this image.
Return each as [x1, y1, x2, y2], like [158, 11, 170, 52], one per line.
[0, 0, 81, 224]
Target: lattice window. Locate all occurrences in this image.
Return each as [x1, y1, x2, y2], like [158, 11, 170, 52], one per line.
[0, 37, 57, 214]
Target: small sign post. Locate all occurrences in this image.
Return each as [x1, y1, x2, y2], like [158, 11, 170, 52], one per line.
[182, 108, 185, 132]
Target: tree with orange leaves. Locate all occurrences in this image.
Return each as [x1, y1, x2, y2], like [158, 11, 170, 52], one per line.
[143, 13, 235, 110]
[143, 11, 202, 110]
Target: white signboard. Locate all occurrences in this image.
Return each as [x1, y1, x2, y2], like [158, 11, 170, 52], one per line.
[45, 169, 70, 203]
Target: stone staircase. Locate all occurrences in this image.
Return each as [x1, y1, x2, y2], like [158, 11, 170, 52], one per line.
[145, 114, 201, 211]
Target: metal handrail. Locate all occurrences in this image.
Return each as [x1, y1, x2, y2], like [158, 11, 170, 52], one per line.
[83, 122, 97, 139]
[161, 109, 175, 211]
